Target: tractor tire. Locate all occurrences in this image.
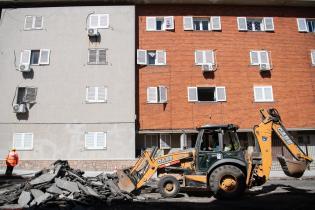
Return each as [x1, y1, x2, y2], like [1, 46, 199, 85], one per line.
[209, 165, 246, 200]
[158, 175, 180, 198]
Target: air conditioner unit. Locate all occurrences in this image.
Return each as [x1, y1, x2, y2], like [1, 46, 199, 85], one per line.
[12, 104, 27, 113]
[201, 64, 214, 72]
[259, 63, 271, 71]
[88, 28, 99, 37]
[19, 64, 31, 72]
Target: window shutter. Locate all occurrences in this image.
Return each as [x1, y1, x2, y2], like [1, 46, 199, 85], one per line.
[20, 50, 31, 65]
[137, 49, 147, 65]
[89, 15, 99, 29]
[264, 87, 273, 101]
[96, 132, 106, 148]
[85, 133, 95, 149]
[311, 50, 315, 65]
[147, 87, 158, 103]
[211, 16, 221, 31]
[254, 87, 264, 102]
[195, 50, 204, 65]
[183, 16, 193, 30]
[263, 17, 274, 31]
[146, 17, 157, 31]
[88, 49, 97, 64]
[24, 87, 37, 103]
[297, 18, 308, 32]
[39, 49, 50, 65]
[34, 16, 43, 29]
[260, 51, 269, 64]
[205, 50, 214, 64]
[216, 86, 226, 102]
[99, 14, 109, 28]
[188, 87, 198, 102]
[250, 51, 259, 65]
[86, 87, 96, 102]
[24, 16, 33, 30]
[159, 86, 167, 103]
[237, 17, 248, 31]
[13, 133, 24, 149]
[98, 49, 106, 64]
[156, 50, 166, 65]
[97, 87, 106, 102]
[23, 133, 33, 149]
[164, 16, 174, 30]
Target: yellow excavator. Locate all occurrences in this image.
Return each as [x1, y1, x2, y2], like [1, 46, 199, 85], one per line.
[117, 108, 313, 199]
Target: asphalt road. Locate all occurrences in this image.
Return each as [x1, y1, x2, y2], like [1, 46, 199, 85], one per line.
[0, 177, 314, 210]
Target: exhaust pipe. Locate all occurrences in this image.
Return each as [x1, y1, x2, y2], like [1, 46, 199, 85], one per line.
[277, 156, 308, 178]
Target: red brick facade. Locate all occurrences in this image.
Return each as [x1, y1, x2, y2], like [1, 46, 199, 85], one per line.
[137, 5, 315, 131]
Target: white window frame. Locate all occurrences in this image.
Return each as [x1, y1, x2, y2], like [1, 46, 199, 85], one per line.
[20, 49, 51, 66]
[306, 19, 315, 32]
[88, 48, 107, 65]
[88, 14, 109, 29]
[146, 16, 174, 31]
[250, 50, 270, 66]
[13, 133, 33, 150]
[187, 86, 227, 102]
[160, 134, 172, 149]
[193, 17, 211, 31]
[195, 50, 215, 65]
[311, 50, 315, 66]
[246, 18, 265, 32]
[143, 50, 167, 66]
[147, 86, 168, 103]
[24, 16, 43, 30]
[86, 86, 107, 103]
[253, 86, 274, 102]
[84, 132, 107, 150]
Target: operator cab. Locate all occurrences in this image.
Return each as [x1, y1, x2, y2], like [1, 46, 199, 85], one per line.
[195, 124, 244, 172]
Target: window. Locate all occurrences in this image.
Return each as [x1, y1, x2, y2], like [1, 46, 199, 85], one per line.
[14, 87, 37, 104]
[88, 49, 107, 65]
[195, 50, 215, 65]
[19, 49, 50, 68]
[250, 50, 271, 70]
[237, 17, 274, 32]
[86, 86, 107, 103]
[13, 133, 33, 150]
[85, 132, 106, 149]
[311, 50, 315, 66]
[144, 135, 159, 148]
[253, 86, 274, 102]
[187, 86, 226, 102]
[88, 14, 109, 29]
[297, 18, 315, 32]
[137, 49, 166, 65]
[160, 134, 171, 149]
[147, 86, 167, 103]
[146, 16, 174, 31]
[183, 16, 221, 31]
[24, 16, 43, 30]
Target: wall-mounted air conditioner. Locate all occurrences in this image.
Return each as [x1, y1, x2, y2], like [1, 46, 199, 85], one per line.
[13, 104, 27, 113]
[259, 63, 271, 71]
[201, 64, 215, 72]
[88, 28, 99, 37]
[19, 64, 31, 72]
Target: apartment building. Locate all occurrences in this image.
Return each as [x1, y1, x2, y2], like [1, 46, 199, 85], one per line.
[0, 6, 136, 170]
[136, 5, 315, 169]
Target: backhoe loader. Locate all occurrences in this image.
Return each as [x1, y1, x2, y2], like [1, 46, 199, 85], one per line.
[117, 108, 313, 199]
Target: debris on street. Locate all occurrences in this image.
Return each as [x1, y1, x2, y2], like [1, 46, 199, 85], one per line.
[0, 160, 132, 209]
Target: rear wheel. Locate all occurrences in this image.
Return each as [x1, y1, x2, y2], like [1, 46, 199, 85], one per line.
[209, 165, 246, 199]
[158, 175, 180, 198]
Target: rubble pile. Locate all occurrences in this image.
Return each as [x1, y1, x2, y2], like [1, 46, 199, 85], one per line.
[0, 160, 132, 209]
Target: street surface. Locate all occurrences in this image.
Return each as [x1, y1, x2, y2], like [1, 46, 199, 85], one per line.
[0, 177, 314, 210]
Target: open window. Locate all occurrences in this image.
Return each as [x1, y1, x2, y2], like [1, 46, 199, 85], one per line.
[13, 87, 38, 113]
[137, 49, 166, 65]
[250, 50, 272, 71]
[237, 17, 274, 32]
[187, 86, 226, 102]
[297, 18, 315, 32]
[183, 16, 221, 31]
[147, 86, 168, 103]
[146, 16, 174, 31]
[19, 49, 50, 72]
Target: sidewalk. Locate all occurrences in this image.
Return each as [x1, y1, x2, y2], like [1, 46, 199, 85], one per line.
[1, 168, 314, 179]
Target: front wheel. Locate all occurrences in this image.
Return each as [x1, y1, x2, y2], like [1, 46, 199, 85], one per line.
[209, 165, 246, 200]
[158, 175, 180, 198]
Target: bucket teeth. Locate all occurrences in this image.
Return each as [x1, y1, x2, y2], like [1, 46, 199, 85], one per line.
[277, 156, 307, 178]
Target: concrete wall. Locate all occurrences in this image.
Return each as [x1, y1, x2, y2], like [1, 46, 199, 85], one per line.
[0, 6, 136, 162]
[137, 5, 315, 131]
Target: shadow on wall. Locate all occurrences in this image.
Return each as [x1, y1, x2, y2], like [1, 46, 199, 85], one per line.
[260, 70, 271, 78]
[22, 69, 34, 79]
[203, 71, 215, 79]
[16, 112, 29, 120]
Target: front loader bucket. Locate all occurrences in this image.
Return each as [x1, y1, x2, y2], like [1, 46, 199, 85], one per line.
[116, 169, 136, 193]
[277, 156, 307, 178]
